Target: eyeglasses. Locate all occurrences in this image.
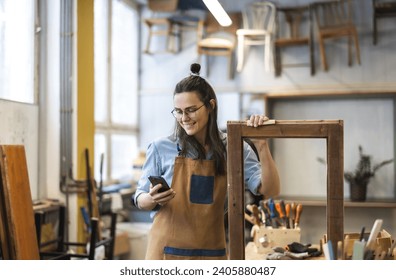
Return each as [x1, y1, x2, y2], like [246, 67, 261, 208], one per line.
[171, 103, 205, 120]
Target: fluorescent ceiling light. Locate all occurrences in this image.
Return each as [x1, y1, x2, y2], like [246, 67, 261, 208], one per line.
[202, 0, 232, 27]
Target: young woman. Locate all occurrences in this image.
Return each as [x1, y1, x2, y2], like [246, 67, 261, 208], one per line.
[134, 63, 280, 260]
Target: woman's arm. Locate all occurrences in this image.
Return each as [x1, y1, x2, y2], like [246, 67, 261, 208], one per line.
[137, 186, 175, 210]
[247, 115, 281, 197]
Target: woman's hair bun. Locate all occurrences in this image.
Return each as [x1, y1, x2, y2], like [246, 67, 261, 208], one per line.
[190, 63, 201, 75]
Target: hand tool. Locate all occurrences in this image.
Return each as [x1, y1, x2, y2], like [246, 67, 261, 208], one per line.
[343, 234, 350, 259]
[280, 200, 289, 228]
[294, 203, 303, 229]
[322, 240, 335, 260]
[246, 204, 254, 213]
[352, 240, 365, 260]
[290, 202, 297, 228]
[244, 212, 255, 225]
[337, 240, 343, 260]
[366, 219, 383, 251]
[251, 204, 262, 226]
[259, 201, 272, 227]
[359, 226, 365, 241]
[285, 203, 291, 229]
[267, 198, 279, 228]
[257, 203, 266, 225]
[284, 251, 310, 259]
[275, 202, 286, 228]
[286, 242, 309, 253]
[388, 238, 396, 257]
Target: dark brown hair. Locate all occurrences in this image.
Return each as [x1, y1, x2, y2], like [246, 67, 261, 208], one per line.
[173, 63, 226, 175]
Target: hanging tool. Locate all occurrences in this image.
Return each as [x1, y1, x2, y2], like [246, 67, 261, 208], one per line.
[294, 203, 303, 229]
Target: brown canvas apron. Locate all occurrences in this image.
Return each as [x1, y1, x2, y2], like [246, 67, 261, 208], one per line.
[145, 156, 228, 260]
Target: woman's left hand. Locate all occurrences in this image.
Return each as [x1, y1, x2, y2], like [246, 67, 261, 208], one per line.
[246, 115, 270, 127]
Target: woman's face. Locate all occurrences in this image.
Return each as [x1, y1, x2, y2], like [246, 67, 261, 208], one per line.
[173, 91, 210, 144]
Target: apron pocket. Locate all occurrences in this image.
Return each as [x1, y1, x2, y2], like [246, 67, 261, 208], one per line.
[190, 174, 214, 204]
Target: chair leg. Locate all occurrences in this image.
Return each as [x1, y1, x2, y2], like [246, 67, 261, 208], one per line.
[236, 35, 245, 72]
[144, 25, 153, 54]
[318, 36, 328, 71]
[353, 30, 361, 65]
[88, 218, 99, 260]
[309, 37, 315, 76]
[168, 22, 181, 53]
[228, 52, 234, 79]
[264, 36, 271, 72]
[348, 35, 352, 67]
[167, 22, 176, 53]
[274, 45, 281, 77]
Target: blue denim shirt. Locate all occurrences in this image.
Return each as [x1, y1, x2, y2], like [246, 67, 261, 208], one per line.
[134, 131, 262, 216]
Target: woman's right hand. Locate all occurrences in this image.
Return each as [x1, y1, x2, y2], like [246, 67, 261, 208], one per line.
[149, 183, 176, 206]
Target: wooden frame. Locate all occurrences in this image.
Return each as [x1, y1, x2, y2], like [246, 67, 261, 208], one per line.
[226, 120, 344, 259]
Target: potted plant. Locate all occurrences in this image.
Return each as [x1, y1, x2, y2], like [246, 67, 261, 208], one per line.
[344, 145, 393, 201]
[318, 145, 393, 201]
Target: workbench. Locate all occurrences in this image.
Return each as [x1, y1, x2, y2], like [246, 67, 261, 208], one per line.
[245, 242, 324, 260]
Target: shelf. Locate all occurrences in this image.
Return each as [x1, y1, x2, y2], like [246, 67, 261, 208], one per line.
[278, 196, 396, 208]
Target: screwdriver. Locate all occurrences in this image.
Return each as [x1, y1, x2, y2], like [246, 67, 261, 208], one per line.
[260, 200, 272, 227]
[275, 202, 286, 228]
[290, 202, 297, 229]
[285, 203, 291, 229]
[251, 204, 262, 226]
[268, 198, 278, 228]
[294, 203, 303, 229]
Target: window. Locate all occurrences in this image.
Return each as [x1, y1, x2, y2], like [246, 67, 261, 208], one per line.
[94, 0, 139, 184]
[0, 0, 36, 103]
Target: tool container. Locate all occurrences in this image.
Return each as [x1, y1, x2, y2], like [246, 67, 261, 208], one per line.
[332, 229, 393, 259]
[252, 225, 301, 253]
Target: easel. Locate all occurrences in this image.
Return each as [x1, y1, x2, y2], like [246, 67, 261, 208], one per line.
[226, 120, 344, 259]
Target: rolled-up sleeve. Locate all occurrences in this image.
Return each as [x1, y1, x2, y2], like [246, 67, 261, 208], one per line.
[133, 142, 161, 207]
[133, 136, 178, 208]
[243, 141, 262, 195]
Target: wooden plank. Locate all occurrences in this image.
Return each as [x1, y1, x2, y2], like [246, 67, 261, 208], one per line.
[227, 120, 344, 259]
[226, 123, 245, 259]
[326, 122, 344, 254]
[0, 145, 39, 259]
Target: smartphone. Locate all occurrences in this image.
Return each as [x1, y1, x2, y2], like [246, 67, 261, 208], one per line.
[148, 175, 170, 193]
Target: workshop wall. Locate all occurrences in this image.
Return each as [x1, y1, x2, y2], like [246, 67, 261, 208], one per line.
[138, 0, 396, 245]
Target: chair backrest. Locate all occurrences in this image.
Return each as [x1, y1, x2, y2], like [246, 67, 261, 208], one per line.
[311, 0, 354, 29]
[242, 1, 276, 32]
[276, 6, 310, 40]
[147, 0, 179, 13]
[204, 12, 242, 37]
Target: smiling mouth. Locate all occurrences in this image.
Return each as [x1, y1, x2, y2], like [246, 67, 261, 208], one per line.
[183, 122, 196, 128]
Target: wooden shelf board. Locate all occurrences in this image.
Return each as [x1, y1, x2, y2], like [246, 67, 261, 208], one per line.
[278, 196, 396, 208]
